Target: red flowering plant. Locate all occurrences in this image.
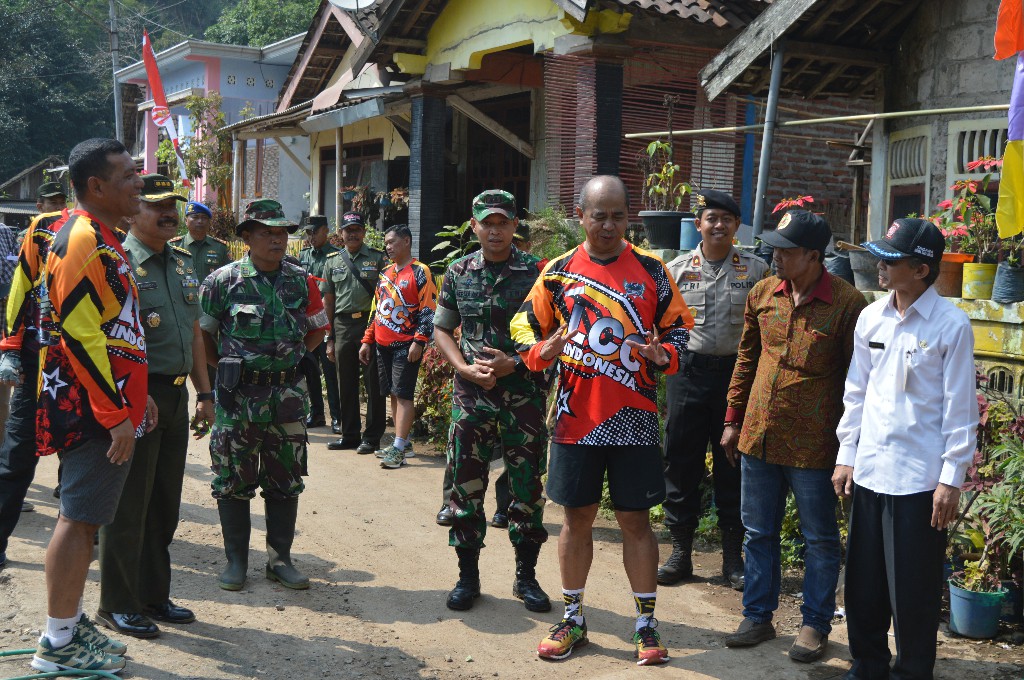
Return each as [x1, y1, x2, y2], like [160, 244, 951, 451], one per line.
[929, 156, 1002, 263]
[772, 195, 814, 214]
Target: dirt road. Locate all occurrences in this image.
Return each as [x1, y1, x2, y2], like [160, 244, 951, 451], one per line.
[1, 422, 1022, 679]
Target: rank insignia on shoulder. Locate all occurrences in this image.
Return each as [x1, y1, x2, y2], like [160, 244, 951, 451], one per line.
[168, 236, 182, 243]
[136, 266, 147, 277]
[211, 237, 228, 245]
[326, 251, 340, 258]
[732, 253, 741, 264]
[172, 245, 191, 257]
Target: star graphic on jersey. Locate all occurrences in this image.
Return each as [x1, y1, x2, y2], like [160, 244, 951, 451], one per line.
[115, 374, 133, 410]
[555, 386, 575, 420]
[42, 367, 68, 400]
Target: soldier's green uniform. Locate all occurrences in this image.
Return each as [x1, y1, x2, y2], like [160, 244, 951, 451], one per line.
[170, 231, 230, 284]
[200, 254, 326, 500]
[200, 198, 327, 593]
[98, 174, 205, 623]
[321, 241, 388, 448]
[298, 233, 340, 426]
[434, 245, 549, 550]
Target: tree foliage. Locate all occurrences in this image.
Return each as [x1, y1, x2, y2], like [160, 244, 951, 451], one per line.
[205, 0, 319, 47]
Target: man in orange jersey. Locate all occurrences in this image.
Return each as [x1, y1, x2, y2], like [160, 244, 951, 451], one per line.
[512, 175, 693, 666]
[30, 138, 156, 676]
[359, 224, 436, 470]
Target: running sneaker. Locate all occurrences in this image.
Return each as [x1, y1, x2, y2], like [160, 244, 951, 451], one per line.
[379, 445, 406, 469]
[537, 618, 587, 660]
[31, 630, 126, 674]
[633, 620, 669, 665]
[375, 443, 414, 458]
[76, 613, 128, 656]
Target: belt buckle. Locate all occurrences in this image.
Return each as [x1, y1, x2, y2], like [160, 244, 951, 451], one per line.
[173, 375, 186, 386]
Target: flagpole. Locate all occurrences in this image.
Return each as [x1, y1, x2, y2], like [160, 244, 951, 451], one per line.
[110, 0, 123, 143]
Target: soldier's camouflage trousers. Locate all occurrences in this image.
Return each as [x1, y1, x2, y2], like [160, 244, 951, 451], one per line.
[210, 405, 307, 501]
[448, 377, 548, 550]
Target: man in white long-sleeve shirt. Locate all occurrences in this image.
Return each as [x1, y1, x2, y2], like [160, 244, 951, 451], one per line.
[833, 218, 978, 680]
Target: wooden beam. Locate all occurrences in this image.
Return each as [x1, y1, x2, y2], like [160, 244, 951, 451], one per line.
[238, 127, 307, 140]
[382, 37, 426, 50]
[870, 0, 924, 42]
[833, 0, 888, 41]
[782, 58, 814, 87]
[271, 137, 311, 178]
[446, 94, 535, 160]
[399, 0, 434, 36]
[700, 0, 821, 101]
[278, 6, 346, 111]
[329, 4, 367, 45]
[806, 62, 847, 99]
[800, 0, 841, 37]
[351, 0, 407, 76]
[785, 40, 889, 68]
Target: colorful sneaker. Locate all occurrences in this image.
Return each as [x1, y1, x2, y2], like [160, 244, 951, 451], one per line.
[76, 613, 128, 656]
[633, 619, 669, 666]
[537, 618, 588, 660]
[379, 445, 406, 469]
[31, 630, 126, 674]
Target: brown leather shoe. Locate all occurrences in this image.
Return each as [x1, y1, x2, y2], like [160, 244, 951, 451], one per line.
[788, 625, 827, 663]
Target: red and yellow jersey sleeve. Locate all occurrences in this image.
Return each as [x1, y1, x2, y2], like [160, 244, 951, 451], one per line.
[305, 275, 329, 334]
[42, 213, 148, 441]
[3, 211, 65, 352]
[361, 260, 437, 346]
[512, 243, 692, 446]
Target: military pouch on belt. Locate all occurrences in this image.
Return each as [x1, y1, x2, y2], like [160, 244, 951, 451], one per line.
[217, 356, 243, 408]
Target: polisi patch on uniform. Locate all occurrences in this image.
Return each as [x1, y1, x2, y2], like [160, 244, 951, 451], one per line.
[624, 281, 645, 297]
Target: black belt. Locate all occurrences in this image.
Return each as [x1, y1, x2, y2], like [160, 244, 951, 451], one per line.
[335, 311, 368, 321]
[241, 366, 300, 387]
[150, 373, 189, 386]
[683, 351, 737, 370]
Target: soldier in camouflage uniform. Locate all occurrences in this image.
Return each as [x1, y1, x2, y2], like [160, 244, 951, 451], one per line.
[297, 215, 341, 431]
[433, 190, 551, 613]
[199, 199, 329, 592]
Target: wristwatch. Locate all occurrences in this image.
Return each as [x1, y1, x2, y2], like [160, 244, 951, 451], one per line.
[197, 391, 215, 402]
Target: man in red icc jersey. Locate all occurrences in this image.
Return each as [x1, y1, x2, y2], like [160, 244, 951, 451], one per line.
[512, 175, 693, 666]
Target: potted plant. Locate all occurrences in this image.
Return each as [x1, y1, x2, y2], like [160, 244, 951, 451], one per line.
[949, 551, 1007, 639]
[931, 159, 1001, 299]
[637, 140, 691, 250]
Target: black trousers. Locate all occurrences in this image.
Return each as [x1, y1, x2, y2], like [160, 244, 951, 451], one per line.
[662, 357, 741, 533]
[845, 484, 946, 680]
[0, 351, 40, 555]
[99, 382, 189, 611]
[315, 342, 340, 421]
[334, 318, 385, 446]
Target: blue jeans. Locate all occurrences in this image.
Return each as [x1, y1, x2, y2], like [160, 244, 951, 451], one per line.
[740, 454, 840, 635]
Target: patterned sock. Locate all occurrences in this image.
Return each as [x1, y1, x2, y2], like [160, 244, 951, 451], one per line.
[633, 591, 657, 631]
[393, 436, 408, 451]
[44, 615, 78, 649]
[562, 588, 585, 625]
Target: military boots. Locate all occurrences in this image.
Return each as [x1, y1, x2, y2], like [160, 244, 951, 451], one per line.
[446, 547, 481, 610]
[657, 526, 695, 585]
[264, 497, 310, 590]
[217, 499, 251, 591]
[721, 526, 746, 591]
[512, 542, 551, 612]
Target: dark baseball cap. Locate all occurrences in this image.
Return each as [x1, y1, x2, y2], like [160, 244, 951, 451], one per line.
[862, 218, 945, 263]
[340, 211, 365, 229]
[139, 174, 186, 202]
[472, 190, 516, 221]
[236, 199, 298, 235]
[37, 181, 66, 199]
[303, 215, 328, 232]
[760, 210, 832, 251]
[693, 189, 740, 217]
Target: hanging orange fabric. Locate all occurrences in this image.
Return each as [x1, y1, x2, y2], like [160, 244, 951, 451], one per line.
[995, 0, 1024, 60]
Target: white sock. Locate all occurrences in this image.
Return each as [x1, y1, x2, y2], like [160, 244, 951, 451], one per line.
[45, 615, 78, 648]
[394, 436, 408, 451]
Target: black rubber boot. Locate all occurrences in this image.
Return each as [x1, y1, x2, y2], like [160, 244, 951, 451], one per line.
[657, 526, 694, 585]
[446, 547, 481, 610]
[264, 497, 310, 590]
[512, 542, 551, 612]
[217, 499, 251, 591]
[721, 527, 746, 591]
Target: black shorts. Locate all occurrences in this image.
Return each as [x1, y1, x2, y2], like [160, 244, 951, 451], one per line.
[546, 443, 665, 511]
[376, 343, 421, 400]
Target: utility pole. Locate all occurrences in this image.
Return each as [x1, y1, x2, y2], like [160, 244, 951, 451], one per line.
[110, 0, 123, 142]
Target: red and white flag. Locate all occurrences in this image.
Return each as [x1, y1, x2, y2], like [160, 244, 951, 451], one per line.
[142, 29, 189, 186]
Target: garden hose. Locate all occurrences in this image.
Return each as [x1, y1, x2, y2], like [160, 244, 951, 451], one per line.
[1, 647, 120, 680]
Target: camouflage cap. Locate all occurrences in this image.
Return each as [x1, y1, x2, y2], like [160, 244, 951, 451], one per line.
[236, 199, 298, 235]
[37, 181, 66, 199]
[139, 174, 186, 203]
[472, 189, 516, 221]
